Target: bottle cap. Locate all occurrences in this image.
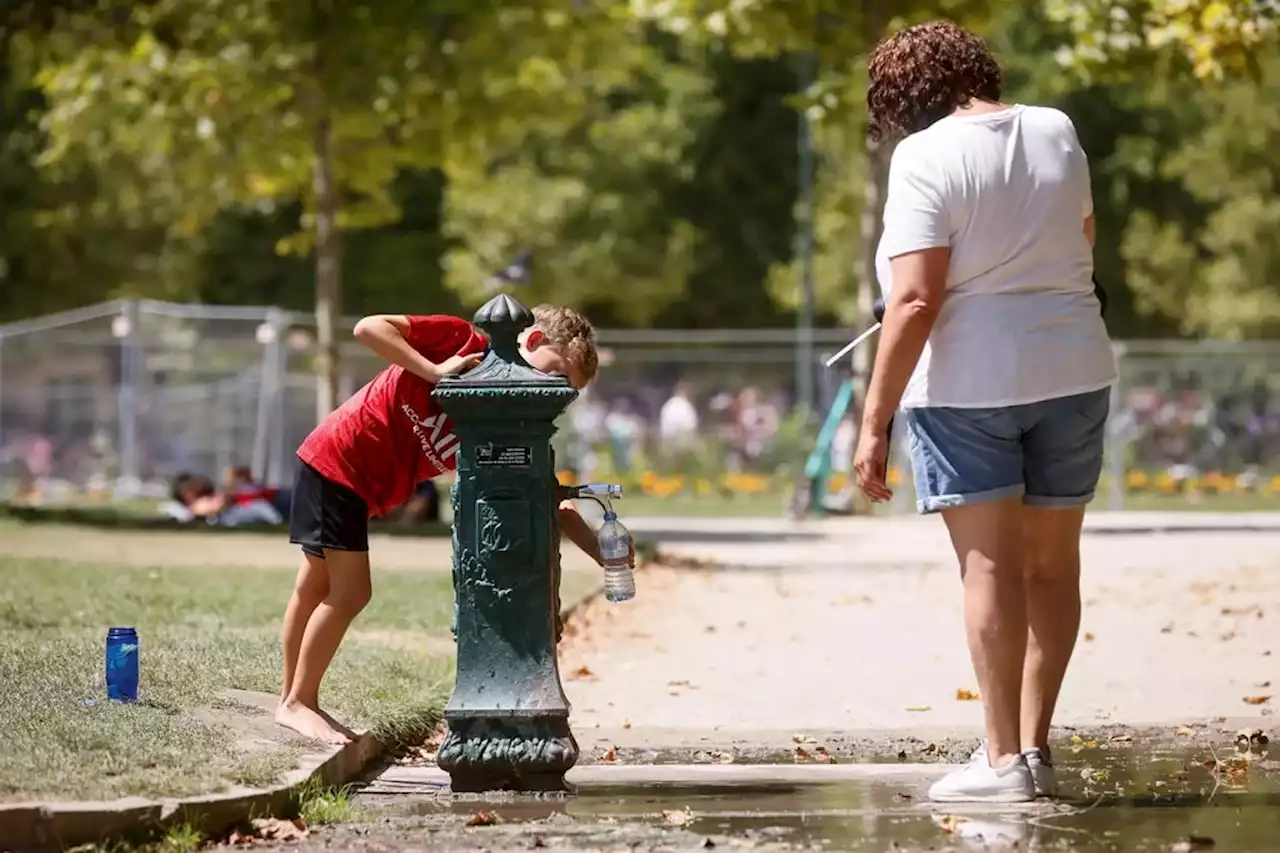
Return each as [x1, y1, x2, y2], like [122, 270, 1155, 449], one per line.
[603, 511, 618, 521]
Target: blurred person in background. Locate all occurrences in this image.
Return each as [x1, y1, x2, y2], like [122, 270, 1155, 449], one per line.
[853, 20, 1115, 804]
[737, 386, 779, 462]
[658, 381, 699, 447]
[604, 397, 643, 473]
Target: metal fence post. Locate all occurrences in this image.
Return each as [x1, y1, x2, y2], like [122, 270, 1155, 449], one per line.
[114, 299, 142, 491]
[1106, 342, 1127, 511]
[252, 308, 284, 483]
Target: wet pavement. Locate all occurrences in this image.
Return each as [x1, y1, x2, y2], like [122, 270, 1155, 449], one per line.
[262, 740, 1279, 852]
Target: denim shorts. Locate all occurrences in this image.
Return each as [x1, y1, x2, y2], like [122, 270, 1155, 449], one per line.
[904, 388, 1111, 514]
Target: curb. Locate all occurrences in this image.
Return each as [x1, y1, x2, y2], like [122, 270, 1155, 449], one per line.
[0, 729, 383, 852]
[362, 762, 962, 795]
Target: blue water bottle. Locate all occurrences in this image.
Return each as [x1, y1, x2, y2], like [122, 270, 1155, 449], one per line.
[105, 627, 139, 702]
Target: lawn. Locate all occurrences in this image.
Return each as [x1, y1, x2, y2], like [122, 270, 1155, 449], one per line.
[0, 530, 600, 804]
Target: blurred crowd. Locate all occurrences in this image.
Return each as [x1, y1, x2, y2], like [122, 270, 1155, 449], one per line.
[3, 373, 1280, 502]
[559, 381, 789, 477]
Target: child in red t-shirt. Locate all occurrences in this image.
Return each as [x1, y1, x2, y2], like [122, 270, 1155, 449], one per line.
[276, 304, 620, 744]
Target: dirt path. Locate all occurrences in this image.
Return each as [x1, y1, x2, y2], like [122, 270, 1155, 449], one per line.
[559, 519, 1278, 756]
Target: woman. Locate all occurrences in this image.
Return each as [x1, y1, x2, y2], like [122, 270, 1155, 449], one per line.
[854, 20, 1116, 803]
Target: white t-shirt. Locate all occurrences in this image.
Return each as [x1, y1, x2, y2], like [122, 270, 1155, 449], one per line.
[875, 104, 1117, 409]
[658, 395, 699, 442]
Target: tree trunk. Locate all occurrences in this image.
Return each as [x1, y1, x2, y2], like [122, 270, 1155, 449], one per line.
[850, 0, 892, 514]
[312, 112, 341, 423]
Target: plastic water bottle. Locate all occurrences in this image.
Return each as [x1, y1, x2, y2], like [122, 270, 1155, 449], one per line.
[599, 512, 635, 603]
[105, 627, 139, 702]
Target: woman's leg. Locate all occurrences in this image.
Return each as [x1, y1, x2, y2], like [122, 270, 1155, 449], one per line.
[941, 498, 1027, 766]
[1020, 506, 1086, 753]
[904, 406, 1035, 802]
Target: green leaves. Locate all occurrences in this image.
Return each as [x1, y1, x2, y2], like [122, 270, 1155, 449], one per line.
[1046, 0, 1279, 80]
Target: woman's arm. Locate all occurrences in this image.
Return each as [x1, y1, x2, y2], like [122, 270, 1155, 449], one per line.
[352, 315, 480, 383]
[860, 247, 951, 437]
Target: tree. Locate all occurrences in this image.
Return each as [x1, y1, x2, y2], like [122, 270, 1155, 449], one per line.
[1045, 0, 1279, 79]
[633, 0, 994, 408]
[1120, 55, 1280, 337]
[29, 0, 644, 419]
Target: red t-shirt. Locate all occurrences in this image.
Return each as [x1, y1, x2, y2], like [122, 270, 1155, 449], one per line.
[297, 315, 488, 516]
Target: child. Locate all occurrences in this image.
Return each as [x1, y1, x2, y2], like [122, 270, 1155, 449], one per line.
[276, 306, 622, 744]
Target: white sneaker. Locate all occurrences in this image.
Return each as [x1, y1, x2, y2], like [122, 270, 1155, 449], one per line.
[1022, 747, 1057, 797]
[928, 746, 1035, 803]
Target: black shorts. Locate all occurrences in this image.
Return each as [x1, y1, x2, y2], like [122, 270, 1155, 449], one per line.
[288, 461, 370, 558]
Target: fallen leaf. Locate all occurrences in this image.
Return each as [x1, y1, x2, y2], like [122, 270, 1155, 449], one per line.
[598, 746, 617, 762]
[935, 814, 970, 834]
[467, 812, 499, 827]
[1168, 835, 1216, 853]
[955, 688, 980, 701]
[1257, 681, 1272, 689]
[663, 808, 694, 826]
[1244, 696, 1272, 706]
[621, 720, 631, 729]
[1176, 726, 1196, 736]
[906, 705, 932, 712]
[794, 746, 812, 762]
[1161, 623, 1175, 634]
[667, 679, 693, 688]
[1084, 632, 1095, 641]
[570, 665, 595, 680]
[1109, 733, 1133, 743]
[248, 818, 308, 842]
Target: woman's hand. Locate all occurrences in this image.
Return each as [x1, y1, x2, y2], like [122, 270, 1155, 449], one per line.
[854, 431, 893, 503]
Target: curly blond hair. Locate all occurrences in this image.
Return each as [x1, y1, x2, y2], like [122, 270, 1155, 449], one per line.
[532, 303, 599, 384]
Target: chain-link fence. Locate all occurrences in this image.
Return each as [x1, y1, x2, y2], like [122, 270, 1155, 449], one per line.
[3, 298, 1279, 511]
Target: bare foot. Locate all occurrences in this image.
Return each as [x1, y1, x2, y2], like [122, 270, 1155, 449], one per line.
[318, 708, 359, 741]
[275, 699, 352, 745]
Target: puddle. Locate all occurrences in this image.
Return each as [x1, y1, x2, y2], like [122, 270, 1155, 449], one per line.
[358, 744, 1278, 852]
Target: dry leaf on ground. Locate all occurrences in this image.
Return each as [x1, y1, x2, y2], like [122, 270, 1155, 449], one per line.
[955, 688, 980, 701]
[1109, 733, 1133, 743]
[228, 818, 308, 845]
[1176, 726, 1197, 736]
[570, 665, 596, 680]
[467, 812, 500, 827]
[1084, 632, 1095, 641]
[598, 746, 618, 762]
[663, 808, 694, 826]
[794, 746, 812, 763]
[1243, 695, 1272, 705]
[907, 705, 932, 712]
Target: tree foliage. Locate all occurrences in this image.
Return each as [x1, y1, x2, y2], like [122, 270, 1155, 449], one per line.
[0, 0, 1275, 348]
[1045, 0, 1279, 79]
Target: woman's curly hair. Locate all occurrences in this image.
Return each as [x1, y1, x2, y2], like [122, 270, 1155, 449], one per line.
[867, 20, 1002, 142]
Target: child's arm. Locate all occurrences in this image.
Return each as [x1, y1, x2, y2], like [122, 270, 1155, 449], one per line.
[353, 315, 482, 383]
[555, 502, 636, 567]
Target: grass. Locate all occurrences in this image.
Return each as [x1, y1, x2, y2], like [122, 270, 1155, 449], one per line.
[0, 558, 466, 803]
